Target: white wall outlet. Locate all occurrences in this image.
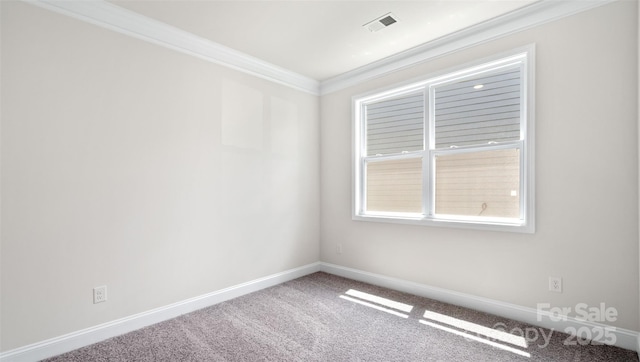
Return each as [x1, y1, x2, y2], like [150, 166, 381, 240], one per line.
[336, 243, 343, 254]
[549, 277, 562, 293]
[93, 285, 107, 303]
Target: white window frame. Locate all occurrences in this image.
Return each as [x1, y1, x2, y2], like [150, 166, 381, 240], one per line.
[352, 45, 535, 233]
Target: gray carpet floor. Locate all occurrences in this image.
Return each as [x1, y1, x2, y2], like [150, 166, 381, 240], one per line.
[45, 272, 638, 361]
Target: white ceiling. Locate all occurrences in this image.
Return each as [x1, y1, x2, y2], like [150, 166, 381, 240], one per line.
[110, 0, 539, 81]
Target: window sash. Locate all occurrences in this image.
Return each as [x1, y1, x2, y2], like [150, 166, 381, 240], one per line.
[364, 90, 426, 157]
[363, 154, 424, 215]
[429, 142, 524, 221]
[429, 63, 524, 149]
[428, 63, 525, 151]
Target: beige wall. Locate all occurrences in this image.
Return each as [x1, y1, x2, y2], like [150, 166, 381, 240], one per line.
[321, 0, 639, 331]
[0, 2, 319, 351]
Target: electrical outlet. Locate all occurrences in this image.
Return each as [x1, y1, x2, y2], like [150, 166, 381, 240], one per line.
[549, 277, 562, 293]
[336, 243, 343, 254]
[93, 285, 107, 304]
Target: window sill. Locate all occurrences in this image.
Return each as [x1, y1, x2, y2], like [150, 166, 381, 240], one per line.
[352, 213, 534, 234]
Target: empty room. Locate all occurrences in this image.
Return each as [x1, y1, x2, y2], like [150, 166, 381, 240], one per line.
[1, 0, 639, 361]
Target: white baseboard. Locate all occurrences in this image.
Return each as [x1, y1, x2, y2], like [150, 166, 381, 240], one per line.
[319, 262, 639, 352]
[0, 262, 321, 362]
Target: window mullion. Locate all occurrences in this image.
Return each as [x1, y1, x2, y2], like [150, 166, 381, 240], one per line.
[425, 86, 435, 217]
[357, 102, 367, 215]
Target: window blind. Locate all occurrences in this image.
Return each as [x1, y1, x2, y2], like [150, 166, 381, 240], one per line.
[365, 92, 424, 156]
[434, 67, 521, 149]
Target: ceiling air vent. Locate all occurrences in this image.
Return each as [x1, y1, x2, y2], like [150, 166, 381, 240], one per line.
[364, 13, 398, 32]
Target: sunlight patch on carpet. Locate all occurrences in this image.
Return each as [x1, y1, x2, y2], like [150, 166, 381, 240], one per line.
[423, 310, 528, 348]
[345, 289, 414, 313]
[419, 320, 531, 358]
[339, 289, 413, 318]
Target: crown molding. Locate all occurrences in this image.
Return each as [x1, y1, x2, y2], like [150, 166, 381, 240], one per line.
[319, 0, 617, 95]
[22, 0, 321, 95]
[22, 0, 615, 97]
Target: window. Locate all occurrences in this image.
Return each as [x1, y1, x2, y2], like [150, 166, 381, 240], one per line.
[353, 46, 534, 233]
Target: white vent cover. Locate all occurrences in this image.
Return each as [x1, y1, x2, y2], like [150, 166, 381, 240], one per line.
[364, 13, 399, 32]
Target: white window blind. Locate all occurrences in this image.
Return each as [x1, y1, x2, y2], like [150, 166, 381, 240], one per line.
[433, 66, 521, 149]
[366, 92, 424, 156]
